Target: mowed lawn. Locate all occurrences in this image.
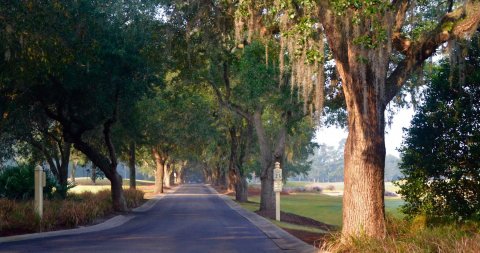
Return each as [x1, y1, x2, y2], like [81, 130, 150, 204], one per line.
[284, 181, 401, 194]
[244, 193, 404, 227]
[69, 178, 155, 194]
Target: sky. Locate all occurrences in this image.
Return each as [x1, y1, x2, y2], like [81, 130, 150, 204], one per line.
[314, 106, 415, 158]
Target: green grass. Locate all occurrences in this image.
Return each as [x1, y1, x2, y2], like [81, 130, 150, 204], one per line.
[236, 200, 328, 233]
[69, 178, 154, 194]
[271, 220, 327, 233]
[283, 181, 400, 194]
[240, 193, 404, 227]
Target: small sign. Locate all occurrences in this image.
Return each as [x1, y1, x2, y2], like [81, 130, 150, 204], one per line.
[274, 181, 283, 192]
[273, 162, 282, 181]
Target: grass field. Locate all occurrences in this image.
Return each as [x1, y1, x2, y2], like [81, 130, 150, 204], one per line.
[284, 181, 401, 194]
[238, 193, 403, 227]
[69, 178, 155, 194]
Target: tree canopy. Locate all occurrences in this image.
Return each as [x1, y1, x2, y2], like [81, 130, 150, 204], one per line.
[398, 34, 480, 221]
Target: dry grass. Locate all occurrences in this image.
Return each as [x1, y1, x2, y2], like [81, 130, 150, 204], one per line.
[320, 216, 480, 253]
[0, 188, 145, 236]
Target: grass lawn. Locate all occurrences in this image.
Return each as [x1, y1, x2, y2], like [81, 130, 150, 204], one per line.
[240, 193, 404, 227]
[69, 178, 155, 194]
[283, 181, 400, 194]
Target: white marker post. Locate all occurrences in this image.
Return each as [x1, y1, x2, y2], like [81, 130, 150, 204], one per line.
[34, 165, 44, 218]
[273, 162, 283, 221]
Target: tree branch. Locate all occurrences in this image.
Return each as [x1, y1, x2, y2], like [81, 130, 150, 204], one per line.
[207, 79, 253, 121]
[391, 0, 412, 54]
[386, 0, 480, 103]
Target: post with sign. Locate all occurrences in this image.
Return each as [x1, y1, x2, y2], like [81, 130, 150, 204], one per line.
[34, 165, 44, 218]
[273, 162, 283, 221]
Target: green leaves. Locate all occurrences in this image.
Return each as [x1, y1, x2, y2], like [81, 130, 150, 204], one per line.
[398, 35, 480, 221]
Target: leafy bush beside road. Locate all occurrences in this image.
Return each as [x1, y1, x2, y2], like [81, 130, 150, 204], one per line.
[0, 165, 57, 200]
[0, 189, 145, 236]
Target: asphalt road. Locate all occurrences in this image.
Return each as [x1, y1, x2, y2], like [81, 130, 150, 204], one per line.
[0, 184, 285, 253]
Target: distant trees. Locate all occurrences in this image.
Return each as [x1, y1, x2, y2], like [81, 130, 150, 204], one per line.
[157, 1, 315, 213]
[398, 34, 480, 221]
[309, 139, 401, 182]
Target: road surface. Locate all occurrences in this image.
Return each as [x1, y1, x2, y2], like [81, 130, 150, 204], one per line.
[0, 184, 287, 253]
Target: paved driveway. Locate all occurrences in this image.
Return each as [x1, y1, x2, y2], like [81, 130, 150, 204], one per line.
[0, 184, 285, 253]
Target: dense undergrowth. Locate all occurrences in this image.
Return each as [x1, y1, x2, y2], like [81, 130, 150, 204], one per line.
[0, 189, 144, 236]
[321, 215, 480, 253]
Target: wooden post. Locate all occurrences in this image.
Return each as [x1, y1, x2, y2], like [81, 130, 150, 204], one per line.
[273, 162, 283, 221]
[275, 191, 280, 221]
[34, 165, 44, 218]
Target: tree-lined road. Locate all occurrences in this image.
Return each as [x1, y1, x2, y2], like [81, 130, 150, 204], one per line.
[0, 185, 286, 253]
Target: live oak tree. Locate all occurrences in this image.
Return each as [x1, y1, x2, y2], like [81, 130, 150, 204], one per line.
[1, 1, 158, 211]
[235, 0, 480, 238]
[159, 1, 312, 213]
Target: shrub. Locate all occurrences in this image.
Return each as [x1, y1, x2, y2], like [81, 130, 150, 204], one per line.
[305, 186, 323, 192]
[124, 188, 145, 208]
[0, 164, 56, 200]
[398, 36, 480, 221]
[325, 185, 335, 191]
[384, 191, 398, 197]
[0, 189, 145, 236]
[294, 187, 306, 192]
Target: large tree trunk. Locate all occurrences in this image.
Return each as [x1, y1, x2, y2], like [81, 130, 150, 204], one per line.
[215, 165, 224, 186]
[57, 142, 71, 198]
[318, 0, 480, 239]
[259, 163, 275, 213]
[219, 165, 227, 188]
[342, 106, 386, 239]
[235, 177, 248, 203]
[175, 163, 184, 184]
[129, 141, 136, 189]
[252, 111, 273, 212]
[164, 162, 172, 188]
[72, 140, 128, 212]
[91, 165, 97, 184]
[152, 148, 166, 194]
[228, 126, 248, 202]
[252, 110, 287, 213]
[322, 12, 390, 238]
[71, 160, 77, 183]
[109, 171, 127, 212]
[203, 166, 212, 184]
[227, 169, 236, 192]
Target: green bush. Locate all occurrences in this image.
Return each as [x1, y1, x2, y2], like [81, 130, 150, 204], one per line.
[0, 164, 56, 200]
[0, 189, 145, 236]
[398, 34, 480, 221]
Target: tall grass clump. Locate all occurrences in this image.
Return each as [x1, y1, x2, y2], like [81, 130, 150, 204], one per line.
[321, 214, 480, 253]
[0, 189, 145, 236]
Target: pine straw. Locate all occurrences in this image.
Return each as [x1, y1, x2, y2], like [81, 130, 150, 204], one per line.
[0, 188, 145, 236]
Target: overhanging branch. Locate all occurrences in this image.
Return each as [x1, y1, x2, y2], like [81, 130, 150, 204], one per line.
[386, 0, 480, 104]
